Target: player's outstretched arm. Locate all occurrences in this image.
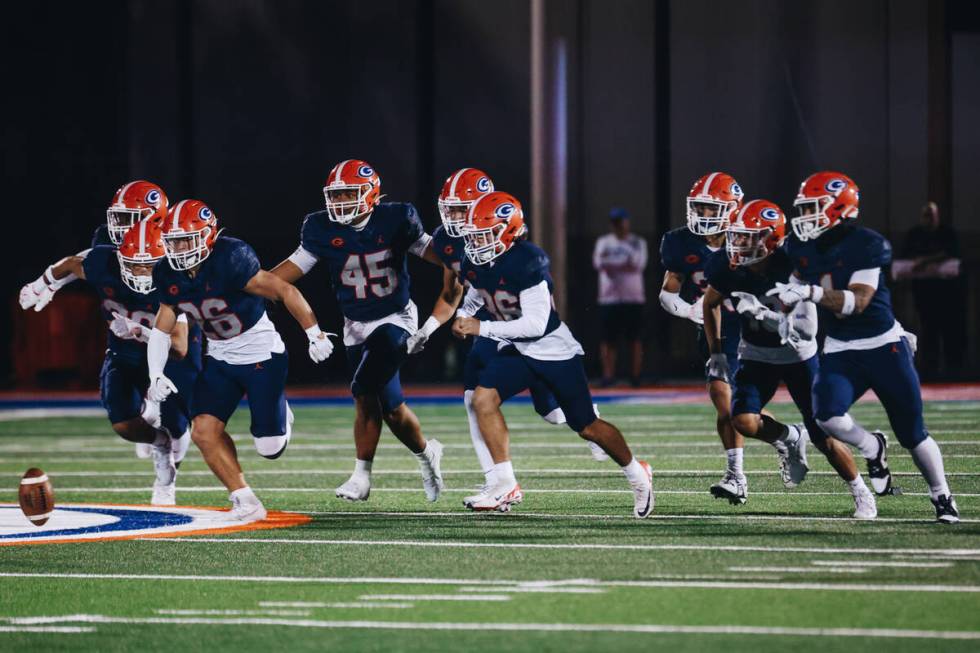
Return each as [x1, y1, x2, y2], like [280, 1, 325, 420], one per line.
[147, 304, 179, 402]
[769, 272, 875, 316]
[243, 270, 335, 363]
[659, 271, 702, 324]
[269, 259, 307, 284]
[407, 266, 464, 354]
[702, 285, 730, 383]
[19, 253, 88, 312]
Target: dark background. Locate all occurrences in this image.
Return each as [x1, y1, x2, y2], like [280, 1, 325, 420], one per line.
[4, 0, 979, 389]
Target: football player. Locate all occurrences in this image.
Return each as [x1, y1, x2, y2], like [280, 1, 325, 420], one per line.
[452, 191, 654, 517]
[702, 200, 876, 518]
[19, 215, 200, 505]
[147, 199, 332, 522]
[775, 171, 958, 523]
[95, 180, 168, 248]
[408, 168, 608, 496]
[271, 160, 444, 503]
[660, 173, 786, 500]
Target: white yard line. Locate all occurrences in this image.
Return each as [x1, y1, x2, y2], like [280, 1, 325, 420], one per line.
[358, 594, 511, 602]
[156, 609, 312, 617]
[3, 615, 979, 640]
[3, 572, 979, 593]
[0, 625, 95, 633]
[810, 560, 953, 569]
[457, 586, 605, 594]
[728, 567, 867, 574]
[259, 601, 414, 609]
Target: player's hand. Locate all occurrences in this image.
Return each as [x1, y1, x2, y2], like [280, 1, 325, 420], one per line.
[406, 331, 428, 354]
[705, 353, 730, 384]
[453, 316, 480, 339]
[777, 314, 803, 349]
[766, 282, 820, 308]
[731, 291, 766, 319]
[688, 296, 705, 325]
[307, 330, 337, 363]
[19, 277, 55, 312]
[148, 374, 178, 402]
[110, 312, 148, 342]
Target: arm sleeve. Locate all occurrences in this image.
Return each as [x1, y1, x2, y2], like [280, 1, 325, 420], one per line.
[456, 285, 485, 318]
[147, 328, 171, 378]
[659, 289, 693, 318]
[409, 232, 433, 258]
[479, 281, 550, 340]
[287, 245, 319, 274]
[789, 299, 818, 341]
[848, 267, 880, 289]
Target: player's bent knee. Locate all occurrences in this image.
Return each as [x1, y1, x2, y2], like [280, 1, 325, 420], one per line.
[111, 420, 140, 440]
[254, 433, 289, 460]
[731, 413, 758, 437]
[472, 388, 501, 415]
[816, 414, 852, 437]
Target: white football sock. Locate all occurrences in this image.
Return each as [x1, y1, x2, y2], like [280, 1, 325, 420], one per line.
[493, 461, 516, 486]
[621, 458, 648, 485]
[464, 390, 495, 478]
[230, 486, 258, 503]
[541, 407, 566, 425]
[847, 475, 870, 497]
[776, 423, 800, 445]
[354, 459, 373, 475]
[726, 448, 744, 476]
[817, 413, 879, 459]
[910, 437, 951, 500]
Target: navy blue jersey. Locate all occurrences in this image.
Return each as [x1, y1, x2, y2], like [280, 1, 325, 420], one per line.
[659, 226, 741, 338]
[460, 240, 562, 342]
[82, 245, 202, 366]
[299, 203, 424, 322]
[705, 248, 795, 350]
[153, 236, 266, 341]
[785, 225, 895, 341]
[91, 224, 113, 248]
[431, 225, 493, 322]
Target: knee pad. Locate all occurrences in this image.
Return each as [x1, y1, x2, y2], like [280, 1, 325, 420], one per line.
[816, 414, 853, 437]
[254, 433, 289, 460]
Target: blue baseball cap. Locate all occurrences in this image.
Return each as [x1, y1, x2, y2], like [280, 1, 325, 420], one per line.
[609, 207, 629, 221]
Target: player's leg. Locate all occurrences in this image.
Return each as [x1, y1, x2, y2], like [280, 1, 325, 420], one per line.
[466, 348, 535, 511]
[160, 355, 200, 467]
[380, 375, 444, 503]
[338, 340, 383, 500]
[784, 357, 875, 519]
[813, 350, 892, 495]
[526, 355, 654, 518]
[463, 337, 502, 491]
[870, 339, 958, 522]
[241, 351, 292, 460]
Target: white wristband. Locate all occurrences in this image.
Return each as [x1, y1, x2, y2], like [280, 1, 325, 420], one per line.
[840, 290, 856, 316]
[810, 285, 824, 303]
[305, 324, 323, 340]
[419, 316, 440, 339]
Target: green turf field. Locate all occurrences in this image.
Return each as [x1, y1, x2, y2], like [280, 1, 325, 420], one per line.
[0, 400, 978, 651]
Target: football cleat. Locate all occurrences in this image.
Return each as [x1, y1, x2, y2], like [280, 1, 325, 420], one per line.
[773, 426, 809, 489]
[335, 472, 371, 502]
[865, 431, 894, 496]
[463, 483, 491, 509]
[932, 494, 960, 524]
[710, 471, 748, 505]
[631, 460, 654, 518]
[151, 481, 176, 506]
[466, 481, 523, 512]
[150, 438, 177, 506]
[418, 439, 445, 502]
[228, 494, 267, 523]
[852, 485, 878, 520]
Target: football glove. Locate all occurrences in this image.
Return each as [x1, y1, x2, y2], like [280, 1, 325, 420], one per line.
[766, 281, 823, 308]
[406, 316, 440, 355]
[705, 353, 730, 384]
[147, 374, 178, 403]
[731, 291, 766, 319]
[110, 312, 149, 342]
[19, 276, 56, 312]
[307, 326, 337, 363]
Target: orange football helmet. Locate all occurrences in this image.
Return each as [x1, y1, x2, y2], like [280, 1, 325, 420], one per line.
[162, 199, 219, 270]
[686, 172, 744, 236]
[792, 171, 859, 241]
[463, 191, 527, 265]
[106, 180, 168, 245]
[726, 199, 786, 266]
[117, 218, 166, 293]
[438, 168, 494, 237]
[323, 159, 382, 224]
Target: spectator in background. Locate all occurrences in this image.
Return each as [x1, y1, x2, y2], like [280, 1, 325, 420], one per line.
[901, 201, 964, 379]
[593, 207, 648, 386]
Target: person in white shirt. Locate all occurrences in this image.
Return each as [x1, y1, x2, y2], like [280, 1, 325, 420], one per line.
[592, 208, 648, 386]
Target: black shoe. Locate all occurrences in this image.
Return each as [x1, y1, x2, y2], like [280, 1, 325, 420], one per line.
[865, 431, 894, 496]
[932, 495, 960, 524]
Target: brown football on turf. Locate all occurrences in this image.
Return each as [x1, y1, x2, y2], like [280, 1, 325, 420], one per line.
[19, 468, 55, 527]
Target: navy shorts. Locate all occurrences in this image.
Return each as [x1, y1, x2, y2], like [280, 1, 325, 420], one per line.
[813, 338, 926, 449]
[345, 323, 408, 414]
[697, 328, 740, 385]
[732, 356, 825, 443]
[477, 347, 597, 432]
[99, 351, 198, 437]
[191, 351, 289, 438]
[464, 336, 561, 418]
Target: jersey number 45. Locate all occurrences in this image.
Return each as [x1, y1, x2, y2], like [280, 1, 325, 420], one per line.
[341, 251, 397, 299]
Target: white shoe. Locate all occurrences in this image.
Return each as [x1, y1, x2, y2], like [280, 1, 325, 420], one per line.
[710, 470, 748, 505]
[151, 482, 176, 506]
[418, 439, 445, 502]
[172, 428, 191, 465]
[466, 480, 523, 512]
[588, 441, 609, 462]
[336, 472, 371, 501]
[775, 425, 809, 488]
[135, 443, 152, 459]
[852, 485, 878, 520]
[463, 482, 492, 509]
[631, 460, 654, 518]
[228, 493, 267, 523]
